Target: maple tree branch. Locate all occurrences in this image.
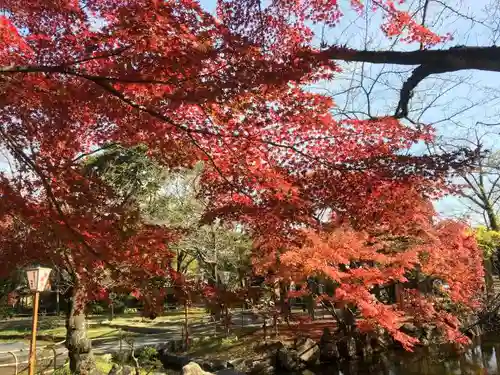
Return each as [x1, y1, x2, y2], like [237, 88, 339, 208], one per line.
[70, 143, 118, 164]
[4, 44, 500, 121]
[492, 194, 500, 207]
[459, 193, 487, 210]
[319, 45, 500, 68]
[419, 0, 430, 50]
[0, 127, 115, 268]
[0, 63, 472, 183]
[318, 45, 500, 117]
[486, 174, 500, 201]
[64, 46, 133, 66]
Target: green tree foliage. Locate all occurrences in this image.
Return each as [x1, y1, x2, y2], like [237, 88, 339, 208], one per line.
[84, 145, 252, 290]
[475, 226, 500, 259]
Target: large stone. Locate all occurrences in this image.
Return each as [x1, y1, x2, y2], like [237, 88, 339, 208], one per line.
[345, 336, 357, 358]
[215, 369, 246, 375]
[158, 351, 191, 369]
[249, 356, 273, 373]
[202, 359, 227, 371]
[319, 328, 338, 363]
[276, 347, 302, 371]
[354, 333, 373, 358]
[107, 365, 135, 375]
[248, 361, 275, 375]
[422, 324, 434, 340]
[370, 330, 390, 353]
[401, 323, 418, 335]
[296, 337, 320, 365]
[337, 336, 356, 359]
[182, 362, 215, 375]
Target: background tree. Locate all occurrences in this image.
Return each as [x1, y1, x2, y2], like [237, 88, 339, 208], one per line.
[0, 145, 177, 373]
[85, 146, 253, 319]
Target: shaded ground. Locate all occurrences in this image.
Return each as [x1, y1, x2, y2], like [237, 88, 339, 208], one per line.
[0, 307, 208, 342]
[186, 319, 337, 363]
[0, 307, 335, 374]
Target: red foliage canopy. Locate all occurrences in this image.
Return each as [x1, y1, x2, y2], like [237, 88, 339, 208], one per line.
[0, 0, 481, 348]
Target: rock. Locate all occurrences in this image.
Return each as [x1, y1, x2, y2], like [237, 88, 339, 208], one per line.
[216, 369, 246, 375]
[276, 347, 302, 371]
[296, 337, 320, 365]
[337, 336, 356, 359]
[248, 361, 275, 375]
[355, 334, 373, 358]
[227, 358, 244, 368]
[182, 362, 215, 375]
[204, 359, 227, 371]
[107, 365, 135, 375]
[422, 324, 434, 340]
[401, 323, 418, 335]
[319, 328, 338, 363]
[158, 351, 191, 369]
[345, 336, 357, 358]
[361, 342, 373, 358]
[370, 331, 390, 353]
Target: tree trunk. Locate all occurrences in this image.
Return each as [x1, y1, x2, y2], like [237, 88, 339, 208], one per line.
[486, 205, 499, 232]
[484, 257, 494, 299]
[485, 205, 500, 275]
[279, 281, 291, 323]
[307, 295, 316, 320]
[65, 286, 94, 374]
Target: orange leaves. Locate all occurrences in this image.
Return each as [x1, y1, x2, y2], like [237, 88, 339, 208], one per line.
[275, 215, 484, 349]
[418, 221, 485, 307]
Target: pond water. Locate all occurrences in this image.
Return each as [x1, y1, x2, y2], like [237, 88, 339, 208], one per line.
[305, 335, 500, 375]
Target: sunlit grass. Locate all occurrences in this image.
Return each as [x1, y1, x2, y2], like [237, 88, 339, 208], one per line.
[0, 325, 133, 342]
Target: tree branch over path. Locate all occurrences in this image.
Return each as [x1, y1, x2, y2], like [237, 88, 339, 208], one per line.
[4, 44, 500, 121]
[317, 45, 500, 118]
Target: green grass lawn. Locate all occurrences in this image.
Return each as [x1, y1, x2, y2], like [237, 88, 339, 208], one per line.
[104, 307, 207, 328]
[19, 355, 166, 375]
[0, 325, 133, 342]
[0, 308, 208, 342]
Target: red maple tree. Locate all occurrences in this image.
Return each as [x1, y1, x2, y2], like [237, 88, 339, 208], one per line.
[0, 0, 484, 370]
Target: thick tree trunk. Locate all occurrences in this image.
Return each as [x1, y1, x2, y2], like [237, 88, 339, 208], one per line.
[65, 286, 94, 374]
[279, 281, 291, 323]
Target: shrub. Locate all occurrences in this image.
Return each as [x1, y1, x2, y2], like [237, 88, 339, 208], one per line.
[112, 351, 130, 364]
[52, 366, 71, 375]
[137, 346, 158, 365]
[91, 304, 105, 315]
